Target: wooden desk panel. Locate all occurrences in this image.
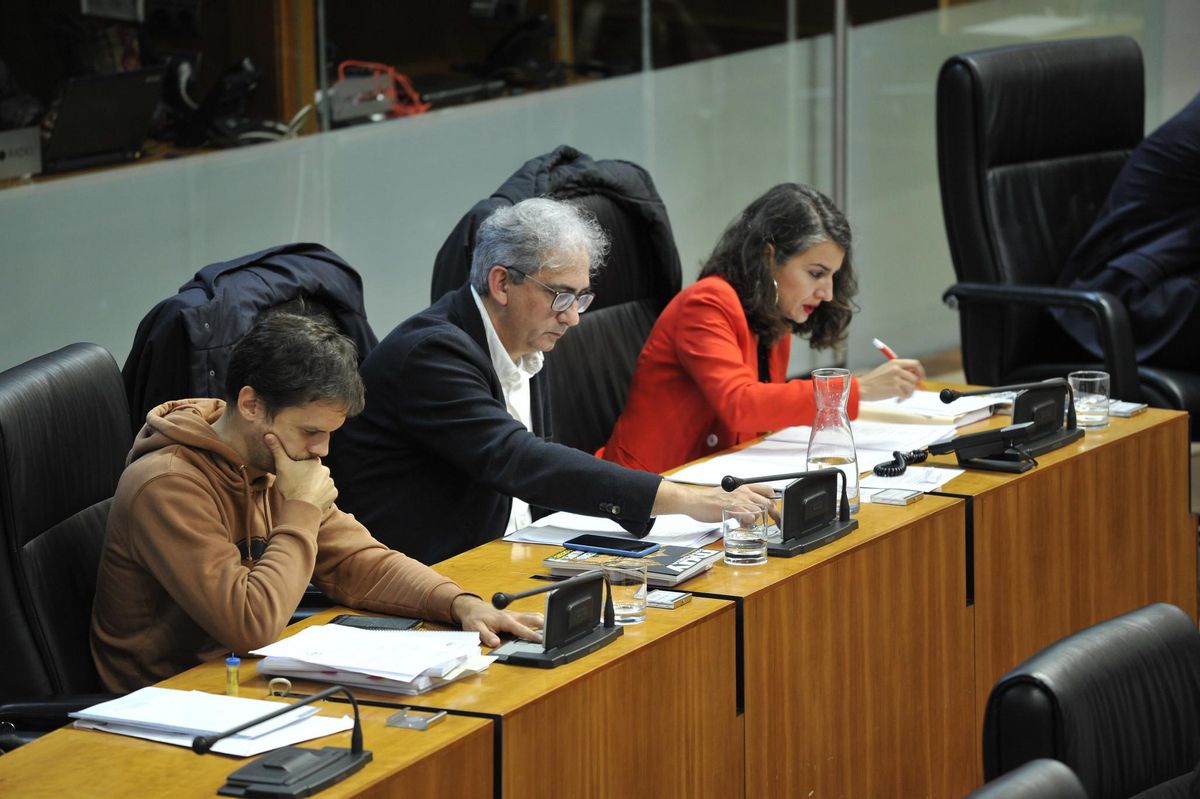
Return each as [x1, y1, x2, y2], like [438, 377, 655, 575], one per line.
[350, 545, 743, 799]
[684, 498, 977, 797]
[0, 698, 492, 799]
[942, 409, 1197, 721]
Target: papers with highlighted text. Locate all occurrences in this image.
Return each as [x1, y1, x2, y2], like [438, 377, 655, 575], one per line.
[70, 687, 350, 757]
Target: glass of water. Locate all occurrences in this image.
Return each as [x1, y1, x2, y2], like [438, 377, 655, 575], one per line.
[602, 561, 648, 625]
[722, 503, 769, 566]
[1067, 370, 1110, 429]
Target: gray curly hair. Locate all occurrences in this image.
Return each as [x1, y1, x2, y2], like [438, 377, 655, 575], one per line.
[470, 197, 610, 294]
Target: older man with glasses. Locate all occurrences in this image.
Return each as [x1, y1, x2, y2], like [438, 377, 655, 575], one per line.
[328, 197, 774, 564]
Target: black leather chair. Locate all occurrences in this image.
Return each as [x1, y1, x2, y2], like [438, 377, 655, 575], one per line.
[966, 759, 1087, 799]
[0, 343, 131, 750]
[431, 146, 683, 454]
[982, 603, 1200, 798]
[936, 36, 1200, 432]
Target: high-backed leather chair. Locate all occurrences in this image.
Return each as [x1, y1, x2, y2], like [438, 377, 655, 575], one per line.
[431, 145, 683, 453]
[122, 242, 378, 433]
[966, 759, 1087, 799]
[936, 36, 1200, 431]
[0, 343, 131, 748]
[982, 603, 1200, 798]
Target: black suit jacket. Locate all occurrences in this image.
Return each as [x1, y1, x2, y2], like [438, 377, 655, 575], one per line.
[328, 285, 661, 564]
[1055, 90, 1200, 361]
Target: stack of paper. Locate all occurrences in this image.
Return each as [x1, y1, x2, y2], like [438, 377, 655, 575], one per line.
[858, 390, 998, 427]
[71, 687, 353, 757]
[664, 420, 957, 491]
[252, 625, 494, 695]
[507, 511, 721, 548]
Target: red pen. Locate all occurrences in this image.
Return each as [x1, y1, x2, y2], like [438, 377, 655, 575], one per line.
[872, 337, 898, 360]
[873, 337, 922, 392]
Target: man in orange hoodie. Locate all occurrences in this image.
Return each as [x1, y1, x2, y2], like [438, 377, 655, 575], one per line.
[91, 312, 543, 692]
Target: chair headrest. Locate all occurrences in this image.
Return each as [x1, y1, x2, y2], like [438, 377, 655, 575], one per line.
[0, 343, 131, 549]
[941, 35, 1143, 168]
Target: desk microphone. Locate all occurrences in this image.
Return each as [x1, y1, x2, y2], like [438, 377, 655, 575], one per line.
[493, 569, 614, 627]
[193, 684, 371, 798]
[492, 570, 622, 668]
[940, 378, 1069, 404]
[721, 471, 813, 492]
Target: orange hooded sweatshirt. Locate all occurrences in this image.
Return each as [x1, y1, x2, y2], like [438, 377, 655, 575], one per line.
[91, 399, 465, 691]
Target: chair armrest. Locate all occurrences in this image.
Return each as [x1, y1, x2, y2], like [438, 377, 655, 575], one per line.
[0, 695, 119, 731]
[943, 282, 1141, 400]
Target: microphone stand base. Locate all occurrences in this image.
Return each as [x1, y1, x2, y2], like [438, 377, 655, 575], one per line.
[768, 518, 858, 558]
[492, 624, 623, 668]
[218, 747, 372, 798]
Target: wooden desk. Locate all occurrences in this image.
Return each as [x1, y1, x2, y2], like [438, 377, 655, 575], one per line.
[0, 667, 493, 799]
[932, 407, 1197, 722]
[338, 548, 743, 799]
[683, 495, 978, 797]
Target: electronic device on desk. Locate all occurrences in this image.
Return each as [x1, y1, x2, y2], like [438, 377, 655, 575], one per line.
[490, 570, 622, 668]
[722, 469, 858, 557]
[543, 545, 721, 586]
[563, 533, 659, 557]
[41, 66, 165, 174]
[192, 684, 371, 798]
[329, 614, 420, 631]
[940, 378, 1084, 467]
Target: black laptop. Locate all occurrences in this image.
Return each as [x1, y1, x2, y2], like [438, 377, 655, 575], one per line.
[41, 66, 164, 174]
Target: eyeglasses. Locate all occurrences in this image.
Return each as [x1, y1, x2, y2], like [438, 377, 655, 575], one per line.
[506, 267, 595, 313]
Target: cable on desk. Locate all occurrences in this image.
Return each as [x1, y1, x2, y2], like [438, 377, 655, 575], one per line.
[872, 449, 929, 477]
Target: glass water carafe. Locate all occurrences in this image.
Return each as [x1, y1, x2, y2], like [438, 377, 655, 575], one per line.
[806, 367, 859, 514]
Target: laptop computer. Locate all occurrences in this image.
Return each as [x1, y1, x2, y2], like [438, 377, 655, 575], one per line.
[41, 66, 165, 175]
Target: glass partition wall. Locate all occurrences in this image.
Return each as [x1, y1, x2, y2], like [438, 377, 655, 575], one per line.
[0, 0, 1195, 377]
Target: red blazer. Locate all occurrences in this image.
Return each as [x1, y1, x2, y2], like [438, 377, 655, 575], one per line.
[601, 276, 860, 474]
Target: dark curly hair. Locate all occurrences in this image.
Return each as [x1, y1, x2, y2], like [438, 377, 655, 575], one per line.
[698, 183, 857, 356]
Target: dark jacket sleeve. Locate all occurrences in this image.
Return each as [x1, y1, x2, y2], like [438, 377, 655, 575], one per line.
[397, 327, 662, 525]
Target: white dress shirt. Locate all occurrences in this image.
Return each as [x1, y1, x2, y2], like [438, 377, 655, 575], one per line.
[470, 286, 545, 533]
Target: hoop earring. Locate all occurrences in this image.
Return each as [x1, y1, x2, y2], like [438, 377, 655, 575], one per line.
[773, 278, 780, 305]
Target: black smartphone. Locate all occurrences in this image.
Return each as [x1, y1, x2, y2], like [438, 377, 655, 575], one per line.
[562, 534, 660, 557]
[329, 614, 421, 631]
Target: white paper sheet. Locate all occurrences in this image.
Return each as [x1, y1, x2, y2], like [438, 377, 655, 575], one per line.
[250, 625, 481, 683]
[73, 713, 352, 758]
[506, 511, 721, 549]
[860, 466, 964, 492]
[71, 687, 318, 738]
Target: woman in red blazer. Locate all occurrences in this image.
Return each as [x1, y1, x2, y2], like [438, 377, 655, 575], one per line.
[601, 183, 924, 474]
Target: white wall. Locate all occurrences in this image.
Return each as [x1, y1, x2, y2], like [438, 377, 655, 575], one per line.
[0, 40, 831, 372]
[2, 0, 1196, 377]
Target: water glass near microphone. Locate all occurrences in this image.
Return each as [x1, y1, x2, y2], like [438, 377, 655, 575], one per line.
[722, 503, 769, 566]
[602, 561, 648, 625]
[1067, 370, 1110, 429]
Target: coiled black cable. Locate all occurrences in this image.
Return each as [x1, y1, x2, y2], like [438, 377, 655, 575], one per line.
[872, 449, 929, 477]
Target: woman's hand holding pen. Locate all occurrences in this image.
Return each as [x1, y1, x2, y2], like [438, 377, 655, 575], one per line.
[858, 359, 925, 400]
